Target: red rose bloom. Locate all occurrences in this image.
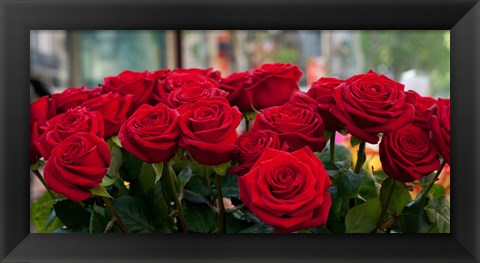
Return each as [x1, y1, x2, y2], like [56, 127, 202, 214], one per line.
[220, 71, 253, 112]
[44, 132, 111, 202]
[166, 86, 228, 108]
[36, 107, 104, 160]
[102, 70, 157, 113]
[52, 86, 89, 113]
[251, 101, 326, 152]
[239, 147, 332, 233]
[170, 67, 221, 81]
[30, 96, 56, 163]
[229, 130, 282, 176]
[307, 77, 345, 131]
[152, 73, 220, 105]
[289, 91, 319, 112]
[380, 124, 441, 182]
[429, 98, 450, 164]
[246, 63, 302, 110]
[119, 103, 180, 163]
[178, 97, 242, 165]
[82, 92, 134, 139]
[86, 87, 103, 99]
[330, 70, 415, 144]
[406, 90, 437, 130]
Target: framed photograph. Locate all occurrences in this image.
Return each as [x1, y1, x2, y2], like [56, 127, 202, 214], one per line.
[1, 0, 479, 262]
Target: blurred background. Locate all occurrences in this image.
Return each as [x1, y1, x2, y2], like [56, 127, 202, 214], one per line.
[30, 30, 450, 99]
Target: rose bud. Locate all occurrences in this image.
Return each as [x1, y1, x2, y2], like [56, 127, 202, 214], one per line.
[406, 90, 438, 130]
[246, 63, 302, 110]
[429, 98, 450, 164]
[251, 101, 326, 152]
[307, 77, 345, 131]
[178, 97, 242, 166]
[119, 103, 180, 163]
[52, 86, 89, 113]
[44, 132, 111, 202]
[30, 96, 56, 163]
[36, 107, 104, 160]
[81, 92, 134, 139]
[229, 130, 282, 176]
[330, 70, 415, 144]
[380, 124, 441, 182]
[238, 147, 332, 233]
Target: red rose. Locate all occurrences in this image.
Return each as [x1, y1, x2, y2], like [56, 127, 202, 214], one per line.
[220, 71, 253, 112]
[36, 107, 104, 160]
[246, 63, 302, 109]
[178, 97, 242, 165]
[289, 91, 319, 112]
[82, 92, 134, 139]
[151, 68, 171, 81]
[238, 147, 332, 233]
[170, 67, 221, 81]
[251, 101, 326, 152]
[86, 87, 103, 99]
[229, 130, 282, 176]
[166, 86, 228, 108]
[429, 98, 450, 164]
[152, 73, 220, 105]
[307, 77, 345, 131]
[44, 132, 111, 202]
[406, 90, 437, 130]
[330, 70, 415, 144]
[102, 70, 156, 113]
[380, 124, 441, 182]
[119, 103, 180, 163]
[30, 96, 56, 163]
[52, 86, 89, 113]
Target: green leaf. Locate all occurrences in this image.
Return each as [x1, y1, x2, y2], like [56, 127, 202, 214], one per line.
[152, 163, 164, 184]
[99, 175, 116, 187]
[31, 192, 64, 233]
[177, 166, 193, 193]
[372, 170, 388, 181]
[345, 197, 381, 233]
[185, 175, 211, 197]
[183, 189, 210, 205]
[238, 222, 274, 233]
[91, 186, 113, 199]
[89, 203, 109, 233]
[212, 161, 231, 176]
[54, 200, 90, 229]
[226, 213, 254, 233]
[211, 173, 239, 198]
[139, 163, 157, 196]
[379, 178, 412, 216]
[358, 169, 379, 201]
[350, 136, 363, 147]
[112, 196, 156, 233]
[118, 149, 143, 181]
[335, 171, 363, 199]
[318, 144, 353, 167]
[111, 135, 123, 148]
[425, 198, 450, 233]
[147, 180, 172, 232]
[396, 199, 432, 233]
[106, 138, 123, 177]
[182, 201, 216, 233]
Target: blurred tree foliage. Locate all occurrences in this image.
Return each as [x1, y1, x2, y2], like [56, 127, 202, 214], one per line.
[360, 31, 450, 97]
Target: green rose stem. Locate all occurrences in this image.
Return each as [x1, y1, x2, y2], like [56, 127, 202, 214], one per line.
[203, 166, 211, 189]
[103, 197, 129, 233]
[31, 169, 55, 200]
[215, 172, 226, 233]
[417, 160, 447, 206]
[330, 132, 336, 162]
[376, 180, 395, 232]
[354, 141, 366, 174]
[163, 163, 188, 233]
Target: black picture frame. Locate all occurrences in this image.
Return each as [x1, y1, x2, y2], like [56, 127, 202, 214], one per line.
[1, 0, 479, 262]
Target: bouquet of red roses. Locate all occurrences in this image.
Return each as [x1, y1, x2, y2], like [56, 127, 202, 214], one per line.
[30, 63, 450, 234]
